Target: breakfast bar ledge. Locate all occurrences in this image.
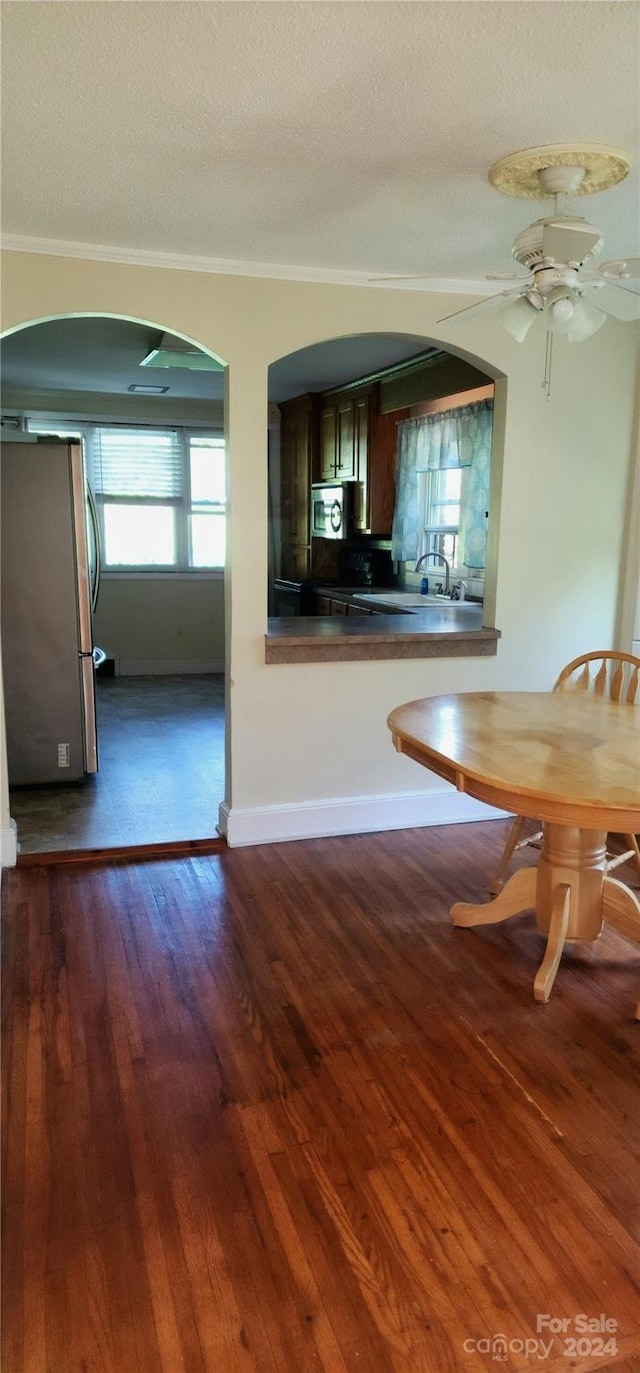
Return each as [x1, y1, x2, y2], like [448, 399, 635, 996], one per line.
[265, 612, 500, 664]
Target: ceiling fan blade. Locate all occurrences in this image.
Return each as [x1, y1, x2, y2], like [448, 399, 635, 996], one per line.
[598, 257, 640, 281]
[368, 273, 434, 283]
[437, 286, 528, 326]
[582, 280, 640, 321]
[371, 270, 529, 285]
[485, 273, 530, 282]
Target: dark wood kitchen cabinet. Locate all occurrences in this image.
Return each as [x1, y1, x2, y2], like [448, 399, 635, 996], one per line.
[367, 403, 407, 536]
[353, 388, 373, 532]
[318, 396, 356, 481]
[322, 383, 397, 536]
[312, 592, 375, 617]
[316, 383, 375, 524]
[336, 400, 356, 478]
[319, 406, 337, 481]
[279, 394, 318, 580]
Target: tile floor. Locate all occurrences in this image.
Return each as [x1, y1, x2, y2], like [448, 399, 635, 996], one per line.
[10, 675, 225, 854]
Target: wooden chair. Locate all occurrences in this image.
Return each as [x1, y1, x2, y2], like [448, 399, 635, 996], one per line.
[490, 651, 640, 897]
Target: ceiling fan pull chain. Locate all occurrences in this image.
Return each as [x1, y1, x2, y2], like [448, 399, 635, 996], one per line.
[542, 331, 553, 400]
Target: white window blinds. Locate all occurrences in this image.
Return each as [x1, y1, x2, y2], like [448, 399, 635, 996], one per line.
[23, 418, 225, 570]
[89, 427, 183, 501]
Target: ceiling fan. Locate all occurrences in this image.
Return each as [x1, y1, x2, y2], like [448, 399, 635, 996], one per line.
[372, 145, 640, 394]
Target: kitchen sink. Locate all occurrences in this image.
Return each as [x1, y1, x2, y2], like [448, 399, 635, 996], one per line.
[359, 592, 458, 608]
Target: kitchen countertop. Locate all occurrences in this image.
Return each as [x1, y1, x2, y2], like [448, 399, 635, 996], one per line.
[313, 583, 485, 606]
[266, 596, 500, 664]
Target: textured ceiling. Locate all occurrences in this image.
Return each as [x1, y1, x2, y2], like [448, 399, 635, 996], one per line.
[2, 1, 639, 280]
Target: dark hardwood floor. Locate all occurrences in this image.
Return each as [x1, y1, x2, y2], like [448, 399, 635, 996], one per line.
[2, 822, 640, 1372]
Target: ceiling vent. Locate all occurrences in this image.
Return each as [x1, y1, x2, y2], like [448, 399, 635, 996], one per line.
[127, 384, 170, 395]
[140, 334, 223, 372]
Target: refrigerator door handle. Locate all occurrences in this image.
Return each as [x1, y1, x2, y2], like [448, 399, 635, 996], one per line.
[86, 481, 101, 613]
[70, 447, 94, 655]
[71, 445, 99, 774]
[80, 652, 98, 774]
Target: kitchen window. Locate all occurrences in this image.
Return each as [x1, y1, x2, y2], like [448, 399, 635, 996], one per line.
[27, 420, 226, 570]
[392, 399, 492, 574]
[418, 466, 461, 568]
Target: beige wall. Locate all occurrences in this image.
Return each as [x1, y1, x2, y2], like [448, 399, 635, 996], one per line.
[93, 576, 225, 674]
[1, 250, 638, 848]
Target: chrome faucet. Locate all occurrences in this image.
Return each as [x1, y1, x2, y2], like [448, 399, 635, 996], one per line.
[414, 551, 451, 595]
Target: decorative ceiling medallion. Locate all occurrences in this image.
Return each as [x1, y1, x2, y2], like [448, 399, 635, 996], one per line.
[488, 144, 630, 199]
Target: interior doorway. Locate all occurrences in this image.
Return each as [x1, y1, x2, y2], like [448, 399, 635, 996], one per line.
[1, 314, 227, 856]
[7, 675, 226, 855]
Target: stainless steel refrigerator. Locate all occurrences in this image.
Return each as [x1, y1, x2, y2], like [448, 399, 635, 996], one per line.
[1, 440, 99, 784]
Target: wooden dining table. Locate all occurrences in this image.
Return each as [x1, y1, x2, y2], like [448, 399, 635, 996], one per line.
[387, 691, 640, 1005]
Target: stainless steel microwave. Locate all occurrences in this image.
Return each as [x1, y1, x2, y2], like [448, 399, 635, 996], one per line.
[311, 483, 352, 540]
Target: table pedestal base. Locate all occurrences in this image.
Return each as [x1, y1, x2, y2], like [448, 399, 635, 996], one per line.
[451, 824, 640, 1008]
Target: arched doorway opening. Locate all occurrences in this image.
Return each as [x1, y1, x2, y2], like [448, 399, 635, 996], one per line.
[267, 332, 500, 618]
[1, 313, 228, 857]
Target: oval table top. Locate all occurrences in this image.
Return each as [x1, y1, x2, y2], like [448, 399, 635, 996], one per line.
[388, 691, 640, 830]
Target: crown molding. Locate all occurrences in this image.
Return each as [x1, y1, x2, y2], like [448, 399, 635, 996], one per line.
[0, 234, 495, 296]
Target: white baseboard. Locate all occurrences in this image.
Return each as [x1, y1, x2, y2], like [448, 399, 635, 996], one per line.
[118, 658, 225, 676]
[1, 818, 18, 868]
[218, 789, 508, 848]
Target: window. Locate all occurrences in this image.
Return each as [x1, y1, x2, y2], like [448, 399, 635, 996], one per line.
[26, 420, 226, 570]
[392, 400, 493, 574]
[91, 427, 183, 567]
[418, 466, 461, 568]
[189, 435, 226, 568]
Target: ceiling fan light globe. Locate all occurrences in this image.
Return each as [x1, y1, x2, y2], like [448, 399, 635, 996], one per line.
[499, 296, 539, 342]
[551, 297, 575, 323]
[566, 299, 607, 342]
[544, 285, 579, 334]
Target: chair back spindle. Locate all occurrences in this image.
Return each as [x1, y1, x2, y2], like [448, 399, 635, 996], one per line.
[554, 651, 640, 706]
[489, 649, 640, 898]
